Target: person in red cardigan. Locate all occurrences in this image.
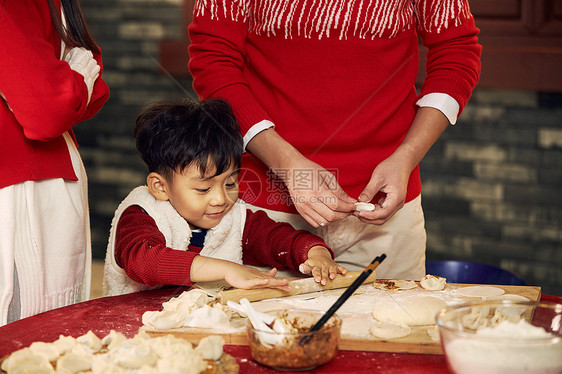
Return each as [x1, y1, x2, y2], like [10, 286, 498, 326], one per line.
[103, 99, 347, 296]
[188, 0, 482, 279]
[0, 0, 109, 325]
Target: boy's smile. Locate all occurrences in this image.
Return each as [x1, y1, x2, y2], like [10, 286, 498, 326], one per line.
[152, 163, 239, 230]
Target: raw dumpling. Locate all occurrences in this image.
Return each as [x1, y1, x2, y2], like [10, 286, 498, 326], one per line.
[354, 202, 375, 212]
[162, 289, 209, 313]
[184, 304, 231, 329]
[420, 274, 447, 291]
[195, 335, 225, 361]
[142, 310, 184, 330]
[57, 352, 92, 373]
[77, 330, 103, 353]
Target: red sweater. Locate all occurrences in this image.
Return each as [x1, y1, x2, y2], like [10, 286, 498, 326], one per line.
[115, 205, 330, 287]
[0, 0, 109, 188]
[188, 0, 481, 213]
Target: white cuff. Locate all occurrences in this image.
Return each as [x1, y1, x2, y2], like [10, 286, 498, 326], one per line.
[243, 120, 275, 151]
[416, 93, 460, 125]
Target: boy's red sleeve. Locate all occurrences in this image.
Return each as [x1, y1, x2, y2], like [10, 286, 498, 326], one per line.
[115, 205, 198, 287]
[241, 209, 333, 271]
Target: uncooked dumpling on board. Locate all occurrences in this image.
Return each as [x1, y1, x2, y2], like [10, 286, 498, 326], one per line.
[420, 274, 447, 291]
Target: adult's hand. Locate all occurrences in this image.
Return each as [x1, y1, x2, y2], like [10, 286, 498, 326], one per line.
[282, 153, 357, 227]
[354, 152, 411, 225]
[355, 107, 449, 225]
[355, 107, 450, 225]
[247, 128, 357, 228]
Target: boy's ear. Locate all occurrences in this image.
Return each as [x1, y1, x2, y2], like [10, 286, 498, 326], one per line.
[147, 172, 170, 201]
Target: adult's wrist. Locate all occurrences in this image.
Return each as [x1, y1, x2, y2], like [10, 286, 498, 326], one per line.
[246, 128, 302, 171]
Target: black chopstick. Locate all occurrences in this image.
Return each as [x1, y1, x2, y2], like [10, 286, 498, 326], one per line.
[299, 253, 387, 345]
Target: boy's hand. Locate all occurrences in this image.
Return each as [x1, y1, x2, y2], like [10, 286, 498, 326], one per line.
[224, 265, 291, 291]
[299, 246, 347, 285]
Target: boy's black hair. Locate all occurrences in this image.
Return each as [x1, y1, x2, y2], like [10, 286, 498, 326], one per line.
[134, 98, 243, 182]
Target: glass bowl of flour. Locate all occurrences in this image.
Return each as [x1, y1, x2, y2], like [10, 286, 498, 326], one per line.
[436, 301, 562, 374]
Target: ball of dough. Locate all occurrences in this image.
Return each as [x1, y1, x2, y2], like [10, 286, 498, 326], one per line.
[372, 296, 447, 326]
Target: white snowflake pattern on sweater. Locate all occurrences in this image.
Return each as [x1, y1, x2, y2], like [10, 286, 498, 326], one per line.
[194, 0, 472, 39]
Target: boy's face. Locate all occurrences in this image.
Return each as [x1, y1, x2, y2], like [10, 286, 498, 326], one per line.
[163, 163, 239, 229]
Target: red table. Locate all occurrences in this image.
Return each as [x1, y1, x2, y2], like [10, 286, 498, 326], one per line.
[1, 287, 559, 373]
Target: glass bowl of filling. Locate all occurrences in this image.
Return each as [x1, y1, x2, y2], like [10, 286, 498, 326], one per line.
[436, 301, 562, 374]
[246, 309, 341, 371]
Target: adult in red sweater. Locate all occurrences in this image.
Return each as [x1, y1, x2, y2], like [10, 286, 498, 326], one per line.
[0, 0, 109, 325]
[103, 99, 346, 296]
[188, 0, 482, 279]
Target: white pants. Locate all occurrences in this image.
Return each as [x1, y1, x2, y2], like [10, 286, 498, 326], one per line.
[0, 133, 91, 326]
[247, 195, 426, 280]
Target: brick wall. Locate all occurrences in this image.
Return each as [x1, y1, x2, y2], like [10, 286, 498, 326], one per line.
[79, 0, 562, 295]
[421, 90, 562, 295]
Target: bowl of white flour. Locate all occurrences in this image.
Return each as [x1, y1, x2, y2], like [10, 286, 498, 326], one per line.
[436, 301, 562, 374]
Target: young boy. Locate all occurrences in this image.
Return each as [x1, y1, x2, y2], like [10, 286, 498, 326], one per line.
[103, 99, 347, 296]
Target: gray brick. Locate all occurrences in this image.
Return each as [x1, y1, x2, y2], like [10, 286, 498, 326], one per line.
[472, 89, 538, 108]
[507, 108, 562, 127]
[538, 128, 562, 149]
[473, 162, 537, 183]
[444, 142, 507, 162]
[458, 105, 506, 123]
[504, 184, 562, 205]
[420, 159, 474, 178]
[470, 202, 535, 224]
[507, 148, 541, 166]
[472, 127, 537, 147]
[502, 224, 562, 242]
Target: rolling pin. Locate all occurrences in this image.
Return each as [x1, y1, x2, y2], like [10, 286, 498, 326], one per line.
[217, 270, 376, 304]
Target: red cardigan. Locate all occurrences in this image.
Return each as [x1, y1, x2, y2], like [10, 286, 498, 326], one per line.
[188, 0, 481, 213]
[0, 0, 109, 188]
[115, 206, 331, 287]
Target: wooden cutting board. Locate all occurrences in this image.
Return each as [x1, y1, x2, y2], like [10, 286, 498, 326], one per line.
[143, 283, 541, 355]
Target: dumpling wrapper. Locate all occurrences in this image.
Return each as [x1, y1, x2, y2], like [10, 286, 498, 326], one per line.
[457, 286, 505, 299]
[369, 321, 411, 339]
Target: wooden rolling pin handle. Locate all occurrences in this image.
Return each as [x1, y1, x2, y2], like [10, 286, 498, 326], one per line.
[217, 270, 377, 304]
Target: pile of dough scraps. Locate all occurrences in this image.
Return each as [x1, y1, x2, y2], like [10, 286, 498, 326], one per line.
[142, 289, 232, 330]
[1, 330, 227, 374]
